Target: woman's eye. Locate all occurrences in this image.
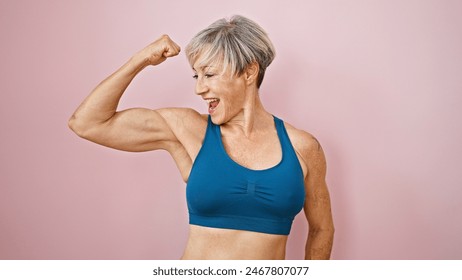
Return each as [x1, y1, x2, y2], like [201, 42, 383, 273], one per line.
[192, 73, 214, 79]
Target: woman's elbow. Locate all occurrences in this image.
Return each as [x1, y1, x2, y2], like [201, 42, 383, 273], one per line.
[309, 221, 335, 236]
[325, 221, 335, 236]
[68, 114, 91, 139]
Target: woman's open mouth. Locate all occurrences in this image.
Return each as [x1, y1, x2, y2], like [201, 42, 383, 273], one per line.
[206, 98, 220, 114]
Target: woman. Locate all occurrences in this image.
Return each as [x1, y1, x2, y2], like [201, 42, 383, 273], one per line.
[69, 15, 334, 260]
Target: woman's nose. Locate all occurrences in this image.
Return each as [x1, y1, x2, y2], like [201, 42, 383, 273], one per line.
[195, 77, 208, 95]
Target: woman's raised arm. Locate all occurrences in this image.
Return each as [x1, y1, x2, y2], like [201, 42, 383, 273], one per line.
[68, 35, 184, 152]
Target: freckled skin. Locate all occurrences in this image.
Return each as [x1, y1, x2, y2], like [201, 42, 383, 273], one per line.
[69, 34, 334, 260]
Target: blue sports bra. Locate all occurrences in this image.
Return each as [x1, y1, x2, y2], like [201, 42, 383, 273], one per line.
[186, 116, 305, 235]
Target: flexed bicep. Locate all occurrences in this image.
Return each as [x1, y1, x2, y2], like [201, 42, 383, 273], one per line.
[77, 107, 178, 152]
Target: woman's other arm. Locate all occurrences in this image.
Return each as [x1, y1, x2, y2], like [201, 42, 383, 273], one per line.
[302, 136, 335, 260]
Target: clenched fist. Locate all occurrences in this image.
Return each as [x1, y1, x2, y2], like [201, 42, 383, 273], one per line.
[137, 35, 181, 66]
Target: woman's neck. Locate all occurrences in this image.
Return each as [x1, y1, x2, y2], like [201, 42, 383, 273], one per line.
[224, 91, 273, 138]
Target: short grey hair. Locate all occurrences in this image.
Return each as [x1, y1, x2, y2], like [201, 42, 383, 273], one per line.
[185, 15, 276, 88]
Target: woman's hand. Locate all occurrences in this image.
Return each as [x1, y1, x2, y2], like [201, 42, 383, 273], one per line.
[137, 35, 181, 66]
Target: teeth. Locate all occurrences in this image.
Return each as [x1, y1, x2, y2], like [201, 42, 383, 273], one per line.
[205, 98, 219, 104]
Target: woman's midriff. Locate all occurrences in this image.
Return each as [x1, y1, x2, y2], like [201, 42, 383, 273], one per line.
[180, 225, 288, 260]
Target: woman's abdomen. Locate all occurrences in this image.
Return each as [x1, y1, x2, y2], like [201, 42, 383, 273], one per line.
[181, 225, 288, 260]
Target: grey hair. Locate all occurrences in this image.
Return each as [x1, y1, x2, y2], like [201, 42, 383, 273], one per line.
[185, 15, 276, 88]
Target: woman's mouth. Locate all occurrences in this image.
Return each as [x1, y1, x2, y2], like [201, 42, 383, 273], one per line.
[206, 98, 220, 114]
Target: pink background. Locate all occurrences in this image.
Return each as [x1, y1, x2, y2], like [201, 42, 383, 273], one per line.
[1, 0, 461, 259]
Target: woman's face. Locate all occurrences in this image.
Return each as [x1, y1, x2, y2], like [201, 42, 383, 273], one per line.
[193, 63, 248, 125]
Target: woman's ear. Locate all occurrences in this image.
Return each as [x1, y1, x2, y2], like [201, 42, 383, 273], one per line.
[245, 62, 259, 86]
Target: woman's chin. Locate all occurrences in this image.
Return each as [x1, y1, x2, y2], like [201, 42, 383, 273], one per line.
[210, 113, 226, 125]
[210, 115, 222, 125]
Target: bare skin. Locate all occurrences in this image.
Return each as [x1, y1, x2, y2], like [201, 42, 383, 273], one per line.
[69, 35, 334, 260]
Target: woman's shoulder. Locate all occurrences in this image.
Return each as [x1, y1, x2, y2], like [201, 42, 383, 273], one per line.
[156, 107, 208, 127]
[281, 120, 326, 173]
[156, 107, 206, 118]
[155, 107, 208, 142]
[282, 121, 322, 153]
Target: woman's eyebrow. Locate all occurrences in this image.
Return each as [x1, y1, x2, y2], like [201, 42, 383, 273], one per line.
[192, 66, 214, 71]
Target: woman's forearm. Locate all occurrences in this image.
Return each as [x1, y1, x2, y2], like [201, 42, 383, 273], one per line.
[68, 53, 149, 135]
[305, 228, 334, 260]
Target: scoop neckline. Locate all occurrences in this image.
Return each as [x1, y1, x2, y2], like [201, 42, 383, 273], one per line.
[216, 116, 285, 173]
